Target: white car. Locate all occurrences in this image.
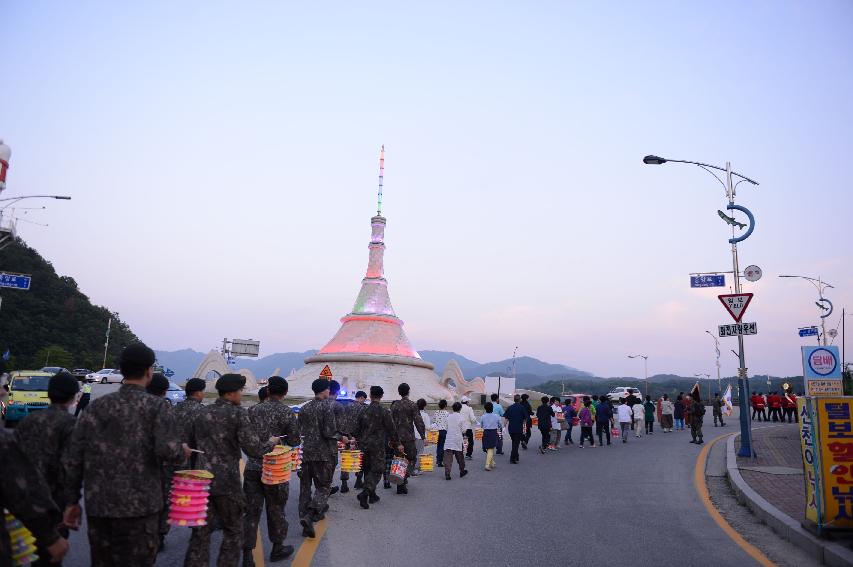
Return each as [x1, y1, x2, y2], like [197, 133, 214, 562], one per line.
[87, 368, 124, 384]
[607, 386, 643, 401]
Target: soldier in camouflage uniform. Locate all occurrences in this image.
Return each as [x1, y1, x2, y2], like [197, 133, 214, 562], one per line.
[62, 343, 189, 567]
[146, 372, 174, 552]
[389, 382, 426, 495]
[689, 393, 706, 445]
[338, 390, 367, 493]
[1, 429, 69, 566]
[298, 379, 348, 538]
[185, 374, 277, 567]
[173, 378, 208, 469]
[326, 380, 345, 496]
[351, 386, 401, 510]
[14, 371, 77, 567]
[242, 377, 299, 566]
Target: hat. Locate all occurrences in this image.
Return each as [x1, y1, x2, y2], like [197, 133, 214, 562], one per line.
[355, 390, 367, 399]
[369, 385, 384, 398]
[258, 386, 269, 401]
[328, 380, 341, 395]
[216, 373, 246, 393]
[461, 395, 471, 403]
[147, 373, 170, 396]
[119, 342, 155, 371]
[185, 378, 206, 394]
[267, 376, 288, 396]
[48, 371, 79, 402]
[312, 378, 330, 394]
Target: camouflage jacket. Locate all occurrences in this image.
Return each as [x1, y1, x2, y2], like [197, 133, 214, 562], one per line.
[352, 401, 398, 453]
[0, 430, 62, 565]
[340, 401, 367, 436]
[390, 398, 425, 443]
[192, 398, 270, 498]
[246, 399, 300, 472]
[14, 404, 76, 508]
[173, 398, 205, 445]
[298, 398, 339, 462]
[63, 384, 184, 518]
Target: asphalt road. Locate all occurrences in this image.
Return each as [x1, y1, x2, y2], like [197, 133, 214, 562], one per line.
[59, 408, 766, 567]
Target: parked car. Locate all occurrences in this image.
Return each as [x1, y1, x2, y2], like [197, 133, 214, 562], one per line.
[72, 369, 93, 381]
[607, 386, 643, 402]
[40, 367, 70, 375]
[165, 381, 186, 405]
[5, 371, 52, 427]
[86, 368, 124, 384]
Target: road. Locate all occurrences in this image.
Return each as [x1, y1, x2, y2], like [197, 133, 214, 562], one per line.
[59, 408, 770, 567]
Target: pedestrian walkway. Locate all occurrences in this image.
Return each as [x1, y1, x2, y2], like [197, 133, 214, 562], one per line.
[735, 423, 804, 521]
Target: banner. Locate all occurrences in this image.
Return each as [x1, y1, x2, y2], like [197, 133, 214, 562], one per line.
[798, 397, 820, 524]
[722, 384, 733, 417]
[815, 398, 853, 529]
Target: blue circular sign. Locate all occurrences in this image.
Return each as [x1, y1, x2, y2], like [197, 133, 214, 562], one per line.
[807, 348, 838, 376]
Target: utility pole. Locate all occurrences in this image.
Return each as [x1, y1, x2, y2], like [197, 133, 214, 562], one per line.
[102, 318, 111, 369]
[706, 330, 722, 394]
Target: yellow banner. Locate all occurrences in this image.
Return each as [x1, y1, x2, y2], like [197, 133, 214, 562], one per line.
[816, 398, 853, 529]
[797, 397, 820, 524]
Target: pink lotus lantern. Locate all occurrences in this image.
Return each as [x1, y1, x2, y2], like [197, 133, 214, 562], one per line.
[168, 470, 213, 527]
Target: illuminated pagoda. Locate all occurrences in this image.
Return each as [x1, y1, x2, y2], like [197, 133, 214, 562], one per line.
[287, 147, 482, 401]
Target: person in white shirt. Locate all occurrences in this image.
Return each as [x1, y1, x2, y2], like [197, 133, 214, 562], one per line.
[660, 395, 675, 432]
[632, 401, 645, 438]
[443, 402, 469, 480]
[617, 401, 633, 444]
[432, 399, 449, 467]
[460, 396, 477, 460]
[412, 399, 432, 474]
[549, 398, 563, 450]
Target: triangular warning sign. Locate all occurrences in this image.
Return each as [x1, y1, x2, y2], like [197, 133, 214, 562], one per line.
[319, 365, 333, 379]
[718, 293, 754, 323]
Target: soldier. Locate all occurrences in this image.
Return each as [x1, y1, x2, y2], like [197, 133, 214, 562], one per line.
[62, 343, 190, 567]
[327, 380, 346, 496]
[338, 390, 368, 493]
[298, 379, 348, 539]
[389, 383, 426, 495]
[690, 393, 706, 445]
[1, 429, 69, 566]
[242, 376, 299, 566]
[712, 392, 726, 427]
[351, 386, 402, 510]
[14, 370, 77, 567]
[173, 378, 208, 462]
[146, 372, 174, 552]
[185, 374, 278, 567]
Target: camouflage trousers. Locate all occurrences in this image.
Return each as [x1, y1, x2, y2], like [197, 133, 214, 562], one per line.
[184, 495, 245, 567]
[360, 447, 385, 495]
[242, 469, 289, 548]
[158, 465, 174, 538]
[87, 513, 159, 567]
[298, 460, 334, 520]
[691, 419, 704, 442]
[401, 441, 417, 483]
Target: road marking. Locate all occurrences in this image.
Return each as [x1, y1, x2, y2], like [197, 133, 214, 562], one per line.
[291, 519, 327, 567]
[695, 433, 776, 567]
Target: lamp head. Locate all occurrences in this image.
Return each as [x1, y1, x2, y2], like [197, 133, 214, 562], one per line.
[643, 155, 667, 165]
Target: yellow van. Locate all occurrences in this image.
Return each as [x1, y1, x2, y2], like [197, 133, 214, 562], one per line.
[5, 371, 52, 426]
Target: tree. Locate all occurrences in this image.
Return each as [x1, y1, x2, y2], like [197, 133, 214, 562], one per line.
[33, 346, 74, 369]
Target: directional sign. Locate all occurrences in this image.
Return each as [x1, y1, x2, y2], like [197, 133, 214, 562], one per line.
[719, 322, 758, 337]
[718, 293, 754, 323]
[164, 368, 175, 378]
[0, 272, 31, 290]
[690, 275, 725, 288]
[799, 327, 819, 338]
[319, 365, 333, 379]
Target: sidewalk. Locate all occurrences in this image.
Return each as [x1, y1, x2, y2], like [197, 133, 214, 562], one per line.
[735, 422, 805, 520]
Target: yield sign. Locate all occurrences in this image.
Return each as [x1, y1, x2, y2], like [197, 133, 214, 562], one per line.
[718, 293, 754, 323]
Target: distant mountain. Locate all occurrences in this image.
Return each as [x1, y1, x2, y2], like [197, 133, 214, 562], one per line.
[154, 349, 317, 380]
[418, 351, 592, 381]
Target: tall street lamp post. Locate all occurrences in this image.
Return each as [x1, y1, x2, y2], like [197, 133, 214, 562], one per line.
[706, 330, 722, 393]
[628, 354, 648, 397]
[779, 275, 835, 346]
[644, 154, 758, 458]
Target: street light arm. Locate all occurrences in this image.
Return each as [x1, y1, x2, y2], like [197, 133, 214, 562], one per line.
[644, 156, 759, 185]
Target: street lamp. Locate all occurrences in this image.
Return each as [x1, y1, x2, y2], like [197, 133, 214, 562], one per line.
[644, 154, 758, 458]
[628, 354, 649, 397]
[706, 330, 722, 393]
[779, 275, 835, 346]
[0, 139, 10, 194]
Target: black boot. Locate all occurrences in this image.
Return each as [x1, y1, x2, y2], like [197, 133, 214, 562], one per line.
[329, 486, 339, 496]
[340, 479, 349, 494]
[357, 490, 370, 509]
[300, 518, 315, 538]
[243, 549, 255, 567]
[269, 543, 294, 562]
[368, 491, 380, 504]
[353, 474, 364, 489]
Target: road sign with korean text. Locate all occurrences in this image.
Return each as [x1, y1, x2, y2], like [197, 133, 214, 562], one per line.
[718, 293, 753, 322]
[719, 322, 757, 337]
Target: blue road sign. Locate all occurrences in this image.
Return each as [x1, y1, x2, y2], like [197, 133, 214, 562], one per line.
[164, 368, 175, 378]
[799, 327, 819, 338]
[0, 273, 32, 290]
[691, 275, 725, 288]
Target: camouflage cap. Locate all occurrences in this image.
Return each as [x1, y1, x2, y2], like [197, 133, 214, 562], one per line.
[147, 373, 170, 395]
[184, 378, 206, 394]
[216, 373, 246, 392]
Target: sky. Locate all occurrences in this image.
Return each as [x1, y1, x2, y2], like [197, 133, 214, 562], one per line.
[1, 1, 852, 379]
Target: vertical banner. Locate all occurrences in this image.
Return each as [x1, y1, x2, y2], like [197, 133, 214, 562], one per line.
[815, 397, 853, 529]
[798, 397, 820, 525]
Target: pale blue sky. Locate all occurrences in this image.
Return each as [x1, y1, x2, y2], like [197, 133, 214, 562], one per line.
[2, 1, 851, 378]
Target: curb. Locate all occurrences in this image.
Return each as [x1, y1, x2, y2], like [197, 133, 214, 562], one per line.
[725, 434, 853, 567]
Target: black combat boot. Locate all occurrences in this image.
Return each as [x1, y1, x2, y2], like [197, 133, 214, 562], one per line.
[357, 490, 370, 509]
[368, 491, 380, 504]
[353, 473, 364, 489]
[340, 479, 349, 494]
[329, 485, 339, 496]
[300, 518, 315, 538]
[269, 543, 295, 562]
[243, 549, 255, 567]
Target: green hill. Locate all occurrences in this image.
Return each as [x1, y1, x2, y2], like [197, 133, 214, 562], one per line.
[0, 238, 139, 371]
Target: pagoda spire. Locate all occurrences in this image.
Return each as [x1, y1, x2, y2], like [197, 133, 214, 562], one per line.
[377, 145, 385, 216]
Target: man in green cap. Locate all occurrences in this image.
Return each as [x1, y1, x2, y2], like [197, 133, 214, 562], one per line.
[63, 342, 190, 566]
[173, 378, 208, 465]
[185, 373, 279, 567]
[352, 386, 402, 510]
[146, 372, 175, 552]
